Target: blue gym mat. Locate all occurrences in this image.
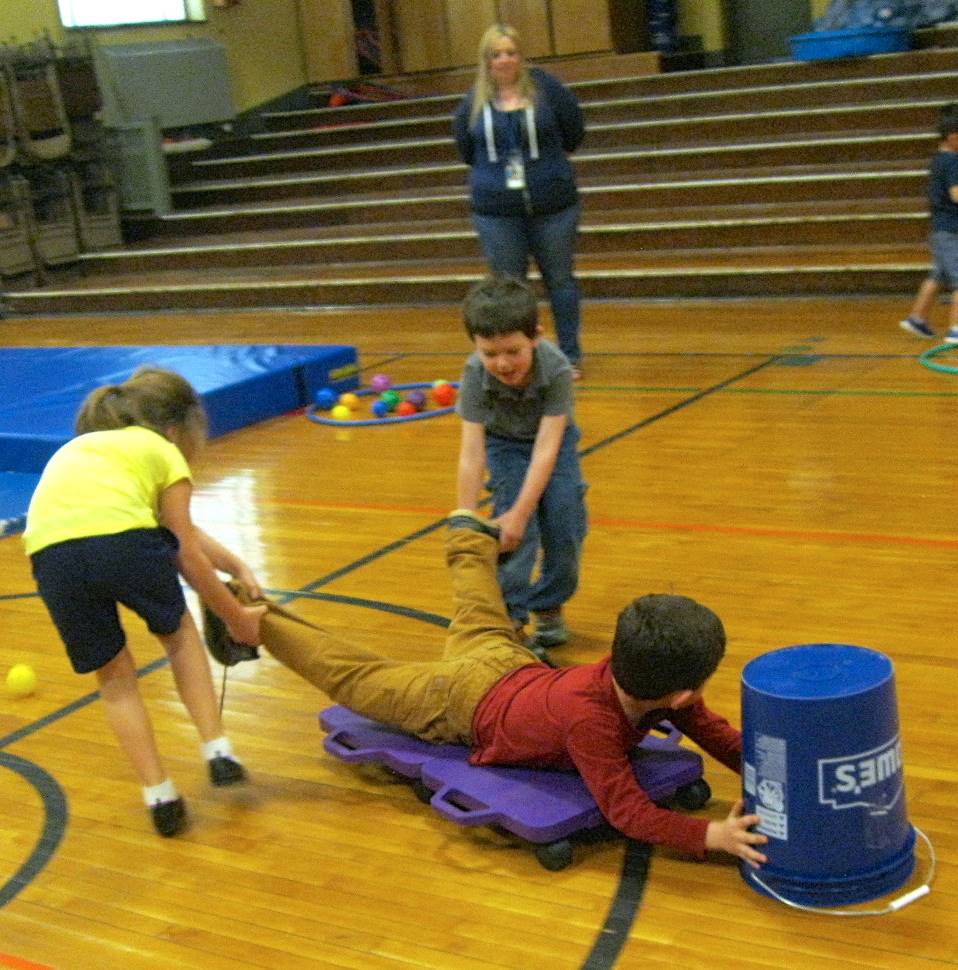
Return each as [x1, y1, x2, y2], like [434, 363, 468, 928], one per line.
[0, 344, 359, 537]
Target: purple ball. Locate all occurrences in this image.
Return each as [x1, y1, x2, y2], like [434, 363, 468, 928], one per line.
[370, 373, 392, 393]
[406, 389, 427, 411]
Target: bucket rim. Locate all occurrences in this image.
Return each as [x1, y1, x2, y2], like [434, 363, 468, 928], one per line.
[742, 642, 894, 700]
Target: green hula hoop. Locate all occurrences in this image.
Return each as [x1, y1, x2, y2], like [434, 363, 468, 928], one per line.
[919, 343, 958, 375]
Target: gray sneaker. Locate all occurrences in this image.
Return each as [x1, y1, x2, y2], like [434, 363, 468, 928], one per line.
[531, 609, 569, 649]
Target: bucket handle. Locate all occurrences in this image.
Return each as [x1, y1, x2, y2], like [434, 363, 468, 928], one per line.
[748, 825, 936, 917]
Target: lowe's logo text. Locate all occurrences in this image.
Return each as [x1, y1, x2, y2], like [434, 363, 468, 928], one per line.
[818, 736, 904, 811]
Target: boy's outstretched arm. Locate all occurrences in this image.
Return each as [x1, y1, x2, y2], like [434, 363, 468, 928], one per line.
[706, 801, 769, 867]
[495, 414, 566, 551]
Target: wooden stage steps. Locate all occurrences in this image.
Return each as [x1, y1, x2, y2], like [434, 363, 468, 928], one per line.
[4, 45, 956, 316]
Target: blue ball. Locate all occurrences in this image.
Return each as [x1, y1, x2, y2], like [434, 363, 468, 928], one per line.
[372, 400, 390, 418]
[314, 387, 338, 410]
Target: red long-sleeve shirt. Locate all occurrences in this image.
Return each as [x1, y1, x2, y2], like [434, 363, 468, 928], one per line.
[471, 657, 741, 858]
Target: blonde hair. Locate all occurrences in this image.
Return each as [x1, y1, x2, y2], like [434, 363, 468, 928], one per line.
[469, 24, 536, 127]
[75, 366, 208, 455]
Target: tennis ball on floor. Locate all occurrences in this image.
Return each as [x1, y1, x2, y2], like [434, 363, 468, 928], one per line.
[6, 663, 37, 698]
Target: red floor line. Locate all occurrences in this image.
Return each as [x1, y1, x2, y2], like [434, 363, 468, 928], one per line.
[0, 954, 56, 970]
[236, 498, 957, 549]
[595, 517, 958, 549]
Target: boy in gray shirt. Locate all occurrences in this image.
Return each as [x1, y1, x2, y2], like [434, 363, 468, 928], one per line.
[455, 274, 587, 658]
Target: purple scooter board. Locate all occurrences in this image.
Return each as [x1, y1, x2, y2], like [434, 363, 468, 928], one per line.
[319, 705, 710, 870]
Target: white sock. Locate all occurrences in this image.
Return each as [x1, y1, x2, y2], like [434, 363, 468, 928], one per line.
[143, 778, 179, 807]
[202, 736, 237, 762]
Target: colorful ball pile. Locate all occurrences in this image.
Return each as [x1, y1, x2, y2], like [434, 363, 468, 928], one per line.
[311, 376, 458, 423]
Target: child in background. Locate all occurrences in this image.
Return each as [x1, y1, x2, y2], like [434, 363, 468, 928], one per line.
[23, 367, 266, 837]
[455, 274, 587, 659]
[900, 102, 958, 342]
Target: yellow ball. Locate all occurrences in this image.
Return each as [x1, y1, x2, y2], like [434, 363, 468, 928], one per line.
[6, 663, 37, 698]
[338, 392, 360, 411]
[331, 404, 352, 421]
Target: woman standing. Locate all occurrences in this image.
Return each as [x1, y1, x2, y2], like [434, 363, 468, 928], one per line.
[454, 24, 586, 378]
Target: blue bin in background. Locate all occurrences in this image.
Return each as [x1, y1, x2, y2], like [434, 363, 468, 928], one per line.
[741, 643, 916, 907]
[790, 26, 912, 60]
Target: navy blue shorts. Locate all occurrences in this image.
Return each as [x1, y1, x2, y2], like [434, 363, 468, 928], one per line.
[31, 528, 186, 674]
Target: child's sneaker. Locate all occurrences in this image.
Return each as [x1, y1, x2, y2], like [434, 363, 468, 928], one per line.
[946, 327, 958, 344]
[900, 317, 936, 338]
[201, 583, 260, 667]
[531, 609, 569, 649]
[150, 797, 188, 837]
[209, 755, 247, 786]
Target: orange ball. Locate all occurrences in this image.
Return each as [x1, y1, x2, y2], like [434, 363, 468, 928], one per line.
[396, 401, 417, 416]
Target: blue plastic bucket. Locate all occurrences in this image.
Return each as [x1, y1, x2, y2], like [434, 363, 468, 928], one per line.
[741, 643, 915, 907]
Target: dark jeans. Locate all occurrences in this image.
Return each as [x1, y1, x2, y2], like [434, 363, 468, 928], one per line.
[485, 425, 588, 625]
[473, 202, 582, 364]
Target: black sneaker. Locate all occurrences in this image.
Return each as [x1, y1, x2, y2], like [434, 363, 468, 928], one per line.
[150, 797, 188, 837]
[209, 755, 247, 786]
[201, 587, 260, 667]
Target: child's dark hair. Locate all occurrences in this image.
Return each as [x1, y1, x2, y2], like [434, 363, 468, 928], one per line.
[75, 366, 208, 449]
[463, 274, 538, 340]
[938, 103, 958, 138]
[610, 594, 726, 700]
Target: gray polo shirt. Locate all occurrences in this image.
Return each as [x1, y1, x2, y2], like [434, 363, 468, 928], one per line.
[456, 338, 575, 441]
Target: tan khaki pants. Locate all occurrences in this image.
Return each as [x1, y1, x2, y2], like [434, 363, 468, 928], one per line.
[258, 528, 539, 744]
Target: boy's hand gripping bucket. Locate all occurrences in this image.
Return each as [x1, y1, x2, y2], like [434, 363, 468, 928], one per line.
[741, 644, 932, 912]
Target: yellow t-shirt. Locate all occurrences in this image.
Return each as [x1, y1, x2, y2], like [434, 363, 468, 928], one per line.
[23, 425, 192, 556]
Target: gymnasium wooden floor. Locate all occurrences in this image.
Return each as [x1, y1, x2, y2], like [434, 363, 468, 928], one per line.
[0, 296, 955, 969]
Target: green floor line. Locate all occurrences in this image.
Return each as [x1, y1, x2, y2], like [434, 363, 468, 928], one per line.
[584, 386, 958, 397]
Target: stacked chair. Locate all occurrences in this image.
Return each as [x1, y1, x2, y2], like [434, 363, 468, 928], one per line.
[55, 42, 122, 251]
[0, 67, 34, 279]
[0, 36, 121, 290]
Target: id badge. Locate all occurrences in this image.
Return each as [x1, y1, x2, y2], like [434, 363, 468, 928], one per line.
[505, 153, 526, 190]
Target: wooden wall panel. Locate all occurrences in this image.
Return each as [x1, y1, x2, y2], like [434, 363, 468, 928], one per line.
[552, 0, 613, 54]
[297, 0, 357, 83]
[446, 0, 498, 68]
[497, 0, 552, 58]
[372, 0, 401, 74]
[393, 0, 451, 72]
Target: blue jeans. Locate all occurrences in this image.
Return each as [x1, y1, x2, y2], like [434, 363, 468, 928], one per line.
[929, 230, 958, 287]
[485, 425, 588, 625]
[473, 203, 582, 364]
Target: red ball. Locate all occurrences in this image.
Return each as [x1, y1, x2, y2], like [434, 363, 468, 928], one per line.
[432, 383, 457, 407]
[396, 401, 417, 416]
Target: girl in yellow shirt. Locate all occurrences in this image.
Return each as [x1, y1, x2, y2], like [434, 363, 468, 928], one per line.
[24, 367, 266, 837]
